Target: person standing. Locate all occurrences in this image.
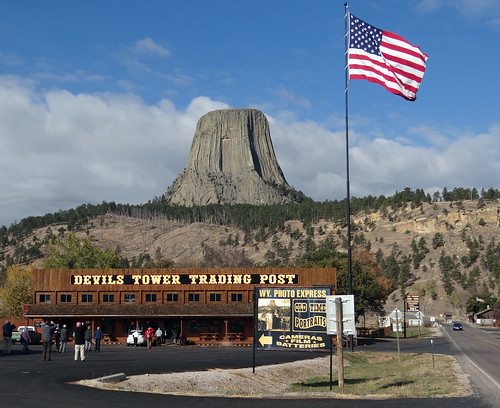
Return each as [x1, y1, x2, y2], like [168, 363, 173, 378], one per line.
[145, 327, 154, 349]
[84, 326, 92, 352]
[59, 324, 68, 353]
[53, 324, 61, 352]
[155, 327, 163, 347]
[74, 322, 86, 361]
[132, 330, 139, 347]
[2, 320, 16, 355]
[93, 326, 103, 352]
[41, 320, 55, 361]
[172, 327, 179, 345]
[20, 327, 30, 354]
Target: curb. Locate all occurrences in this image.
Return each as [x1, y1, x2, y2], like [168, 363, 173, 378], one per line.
[92, 372, 127, 384]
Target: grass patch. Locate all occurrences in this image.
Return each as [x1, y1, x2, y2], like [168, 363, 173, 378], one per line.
[288, 351, 468, 398]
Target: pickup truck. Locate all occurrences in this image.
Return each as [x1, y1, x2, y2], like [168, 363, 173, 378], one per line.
[17, 326, 42, 344]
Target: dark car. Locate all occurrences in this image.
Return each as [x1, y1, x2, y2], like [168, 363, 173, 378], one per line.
[453, 322, 463, 331]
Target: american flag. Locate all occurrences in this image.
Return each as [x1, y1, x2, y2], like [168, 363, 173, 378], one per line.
[348, 13, 428, 101]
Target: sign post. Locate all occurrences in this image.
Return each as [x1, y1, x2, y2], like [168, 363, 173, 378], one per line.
[389, 308, 403, 359]
[326, 295, 356, 392]
[336, 298, 344, 393]
[326, 295, 356, 336]
[396, 308, 401, 359]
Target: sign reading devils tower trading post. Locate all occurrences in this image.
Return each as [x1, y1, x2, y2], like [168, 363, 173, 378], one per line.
[165, 109, 303, 206]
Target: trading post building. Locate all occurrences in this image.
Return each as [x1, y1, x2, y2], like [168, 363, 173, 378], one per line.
[24, 267, 336, 344]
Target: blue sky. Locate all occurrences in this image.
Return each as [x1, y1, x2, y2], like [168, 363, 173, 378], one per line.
[1, 0, 500, 227]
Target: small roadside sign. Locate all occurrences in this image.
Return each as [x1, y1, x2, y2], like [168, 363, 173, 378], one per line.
[406, 294, 420, 312]
[389, 308, 403, 320]
[325, 295, 356, 336]
[415, 311, 425, 319]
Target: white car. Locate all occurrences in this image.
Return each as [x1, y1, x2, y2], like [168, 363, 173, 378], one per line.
[126, 330, 146, 346]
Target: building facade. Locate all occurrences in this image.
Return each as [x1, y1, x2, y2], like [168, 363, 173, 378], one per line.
[25, 268, 336, 343]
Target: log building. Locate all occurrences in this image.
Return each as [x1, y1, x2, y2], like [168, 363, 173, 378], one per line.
[25, 268, 336, 343]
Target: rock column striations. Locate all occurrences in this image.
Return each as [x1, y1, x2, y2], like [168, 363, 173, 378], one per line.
[165, 109, 296, 206]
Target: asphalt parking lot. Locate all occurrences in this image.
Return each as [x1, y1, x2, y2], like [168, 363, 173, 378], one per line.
[0, 341, 492, 408]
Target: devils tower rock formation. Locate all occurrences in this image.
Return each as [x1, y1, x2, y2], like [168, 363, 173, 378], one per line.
[165, 109, 298, 206]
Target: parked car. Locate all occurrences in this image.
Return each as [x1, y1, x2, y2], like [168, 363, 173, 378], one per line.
[11, 330, 21, 343]
[126, 329, 145, 346]
[17, 326, 42, 344]
[452, 322, 463, 331]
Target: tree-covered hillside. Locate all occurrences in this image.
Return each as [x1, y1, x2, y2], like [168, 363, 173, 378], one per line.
[3, 186, 498, 247]
[1, 186, 499, 319]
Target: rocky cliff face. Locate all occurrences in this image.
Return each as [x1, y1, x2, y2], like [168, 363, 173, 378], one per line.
[165, 109, 296, 206]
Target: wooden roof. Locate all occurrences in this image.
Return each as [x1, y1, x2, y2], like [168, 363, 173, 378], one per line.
[25, 302, 253, 318]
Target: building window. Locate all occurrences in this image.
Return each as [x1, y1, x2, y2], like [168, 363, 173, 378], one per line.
[167, 293, 178, 302]
[209, 293, 222, 302]
[231, 293, 243, 302]
[188, 293, 200, 302]
[39, 294, 51, 303]
[145, 293, 157, 303]
[103, 294, 115, 303]
[60, 294, 72, 303]
[124, 294, 136, 303]
[82, 294, 93, 303]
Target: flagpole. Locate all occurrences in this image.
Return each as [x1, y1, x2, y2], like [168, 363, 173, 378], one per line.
[344, 2, 354, 352]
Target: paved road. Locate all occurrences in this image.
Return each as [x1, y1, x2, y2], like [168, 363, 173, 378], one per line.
[441, 323, 500, 408]
[0, 332, 494, 408]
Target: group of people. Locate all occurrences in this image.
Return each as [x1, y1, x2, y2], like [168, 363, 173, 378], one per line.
[144, 327, 164, 348]
[72, 322, 104, 361]
[41, 320, 75, 361]
[2, 319, 104, 362]
[4, 321, 184, 357]
[3, 321, 36, 355]
[142, 327, 180, 348]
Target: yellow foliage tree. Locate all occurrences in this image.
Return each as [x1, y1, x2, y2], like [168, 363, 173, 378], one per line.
[0, 264, 34, 318]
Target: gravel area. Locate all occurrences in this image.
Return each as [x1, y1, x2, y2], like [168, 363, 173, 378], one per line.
[80, 356, 340, 398]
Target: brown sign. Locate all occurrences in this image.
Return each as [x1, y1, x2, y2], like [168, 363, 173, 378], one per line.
[406, 294, 420, 312]
[71, 273, 299, 286]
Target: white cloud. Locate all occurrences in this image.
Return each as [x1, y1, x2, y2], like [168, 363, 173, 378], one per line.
[165, 68, 195, 87]
[0, 51, 23, 67]
[269, 114, 500, 202]
[269, 87, 312, 110]
[118, 38, 171, 74]
[418, 0, 500, 20]
[0, 79, 225, 226]
[417, 0, 445, 12]
[132, 38, 170, 57]
[1, 75, 500, 227]
[451, 0, 500, 16]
